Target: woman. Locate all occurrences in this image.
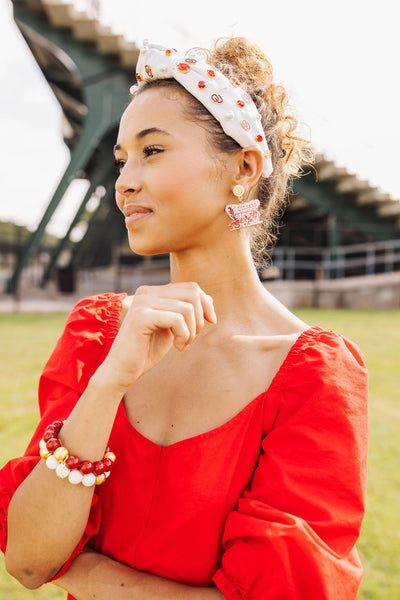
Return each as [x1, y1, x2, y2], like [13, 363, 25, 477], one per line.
[0, 38, 368, 599]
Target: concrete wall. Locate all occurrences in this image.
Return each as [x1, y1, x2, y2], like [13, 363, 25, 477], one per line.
[3, 269, 400, 311]
[265, 272, 400, 309]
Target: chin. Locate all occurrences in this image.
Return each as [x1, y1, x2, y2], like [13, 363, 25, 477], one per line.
[127, 235, 170, 257]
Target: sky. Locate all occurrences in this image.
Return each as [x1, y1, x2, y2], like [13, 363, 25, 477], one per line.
[0, 0, 399, 237]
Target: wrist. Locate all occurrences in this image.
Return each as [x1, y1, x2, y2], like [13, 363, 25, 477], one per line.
[88, 368, 130, 401]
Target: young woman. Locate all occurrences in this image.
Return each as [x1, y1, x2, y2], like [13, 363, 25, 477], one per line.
[1, 38, 368, 599]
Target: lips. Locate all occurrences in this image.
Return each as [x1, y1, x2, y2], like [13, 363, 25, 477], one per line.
[123, 204, 152, 217]
[123, 204, 153, 226]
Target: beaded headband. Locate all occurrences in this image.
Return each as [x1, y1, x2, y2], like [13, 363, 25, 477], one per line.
[131, 42, 273, 178]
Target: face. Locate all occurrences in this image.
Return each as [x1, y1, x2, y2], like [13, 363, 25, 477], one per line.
[114, 87, 236, 256]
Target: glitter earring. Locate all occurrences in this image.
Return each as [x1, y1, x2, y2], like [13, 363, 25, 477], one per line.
[225, 185, 262, 231]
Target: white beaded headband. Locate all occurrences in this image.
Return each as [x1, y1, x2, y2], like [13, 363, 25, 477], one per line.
[131, 42, 273, 178]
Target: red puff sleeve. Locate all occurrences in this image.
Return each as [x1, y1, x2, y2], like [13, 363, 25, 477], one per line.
[0, 293, 125, 579]
[212, 328, 368, 600]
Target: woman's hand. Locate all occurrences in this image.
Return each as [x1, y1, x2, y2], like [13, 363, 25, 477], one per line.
[93, 283, 217, 392]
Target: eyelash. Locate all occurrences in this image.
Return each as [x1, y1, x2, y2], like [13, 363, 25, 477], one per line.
[114, 159, 125, 173]
[143, 145, 162, 157]
[114, 146, 163, 172]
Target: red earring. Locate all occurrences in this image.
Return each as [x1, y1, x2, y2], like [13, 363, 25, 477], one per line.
[225, 185, 262, 231]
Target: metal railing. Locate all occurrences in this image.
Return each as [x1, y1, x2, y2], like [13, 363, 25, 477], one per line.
[268, 238, 400, 280]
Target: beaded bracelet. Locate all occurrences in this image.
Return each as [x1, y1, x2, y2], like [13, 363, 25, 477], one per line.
[39, 420, 116, 487]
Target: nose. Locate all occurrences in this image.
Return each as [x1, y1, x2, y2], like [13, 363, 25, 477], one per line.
[115, 160, 142, 208]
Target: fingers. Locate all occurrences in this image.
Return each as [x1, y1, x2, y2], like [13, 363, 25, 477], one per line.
[140, 297, 198, 346]
[148, 309, 192, 352]
[136, 283, 217, 325]
[132, 283, 217, 350]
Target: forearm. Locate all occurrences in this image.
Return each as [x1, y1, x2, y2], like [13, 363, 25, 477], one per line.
[55, 551, 224, 600]
[5, 375, 124, 588]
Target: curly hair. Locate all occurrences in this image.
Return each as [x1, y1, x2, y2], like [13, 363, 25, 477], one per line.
[132, 37, 313, 265]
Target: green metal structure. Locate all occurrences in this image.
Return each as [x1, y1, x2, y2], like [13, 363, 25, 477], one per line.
[7, 1, 132, 293]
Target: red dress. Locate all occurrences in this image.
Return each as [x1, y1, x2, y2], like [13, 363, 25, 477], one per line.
[0, 293, 368, 599]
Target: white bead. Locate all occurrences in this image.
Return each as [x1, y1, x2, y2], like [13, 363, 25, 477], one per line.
[105, 471, 111, 478]
[69, 469, 83, 485]
[56, 463, 70, 479]
[129, 84, 138, 94]
[82, 473, 96, 487]
[39, 438, 47, 450]
[225, 111, 234, 120]
[46, 455, 59, 470]
[159, 65, 167, 73]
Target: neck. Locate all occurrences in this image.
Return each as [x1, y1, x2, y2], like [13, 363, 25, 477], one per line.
[169, 232, 268, 325]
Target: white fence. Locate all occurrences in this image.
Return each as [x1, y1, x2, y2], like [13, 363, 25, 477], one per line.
[270, 238, 400, 280]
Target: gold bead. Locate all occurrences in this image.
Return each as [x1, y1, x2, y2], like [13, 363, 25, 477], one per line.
[54, 446, 69, 462]
[104, 451, 116, 463]
[95, 473, 107, 485]
[40, 447, 51, 459]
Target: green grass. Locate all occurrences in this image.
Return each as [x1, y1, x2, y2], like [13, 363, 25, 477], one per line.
[0, 309, 399, 599]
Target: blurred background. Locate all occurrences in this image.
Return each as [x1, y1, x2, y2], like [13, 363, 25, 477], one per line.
[0, 0, 399, 308]
[0, 1, 399, 598]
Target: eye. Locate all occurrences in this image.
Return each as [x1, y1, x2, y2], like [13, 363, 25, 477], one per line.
[114, 158, 125, 173]
[143, 145, 163, 158]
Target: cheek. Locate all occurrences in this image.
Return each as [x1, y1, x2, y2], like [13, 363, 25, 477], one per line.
[156, 154, 219, 203]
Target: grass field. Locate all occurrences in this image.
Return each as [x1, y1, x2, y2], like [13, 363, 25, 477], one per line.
[0, 308, 399, 599]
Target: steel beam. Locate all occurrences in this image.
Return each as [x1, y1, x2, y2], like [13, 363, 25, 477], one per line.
[6, 5, 132, 294]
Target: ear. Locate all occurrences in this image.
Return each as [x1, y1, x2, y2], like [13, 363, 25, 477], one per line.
[233, 147, 264, 192]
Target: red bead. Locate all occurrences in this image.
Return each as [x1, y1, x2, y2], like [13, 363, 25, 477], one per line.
[236, 100, 245, 108]
[52, 420, 64, 432]
[43, 429, 57, 442]
[145, 64, 153, 78]
[103, 457, 115, 471]
[177, 63, 190, 73]
[104, 451, 117, 463]
[230, 77, 240, 86]
[198, 81, 206, 89]
[46, 438, 61, 452]
[80, 460, 94, 475]
[255, 134, 263, 142]
[66, 455, 80, 470]
[207, 69, 215, 78]
[165, 49, 172, 56]
[93, 461, 106, 476]
[136, 73, 143, 82]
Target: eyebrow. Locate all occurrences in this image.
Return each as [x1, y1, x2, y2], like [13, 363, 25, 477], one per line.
[113, 128, 172, 155]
